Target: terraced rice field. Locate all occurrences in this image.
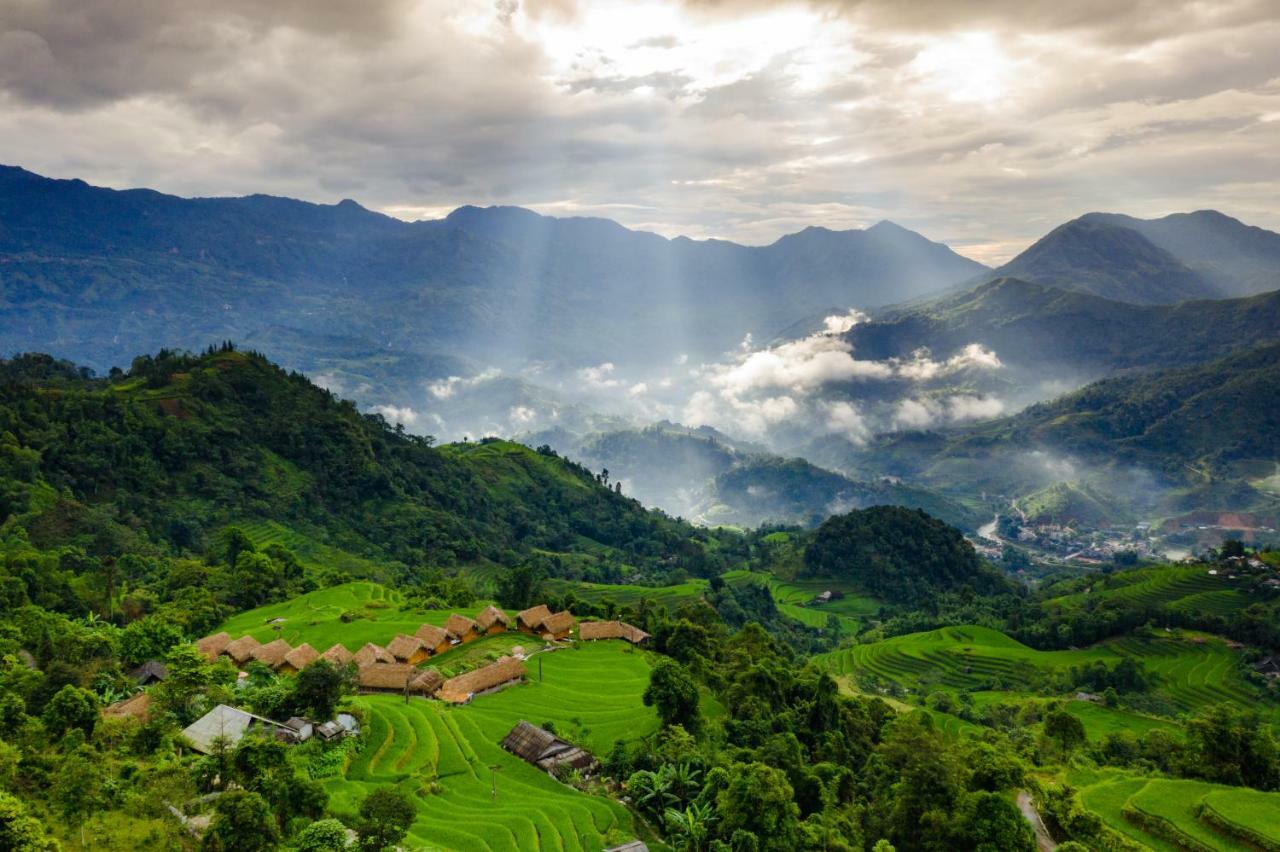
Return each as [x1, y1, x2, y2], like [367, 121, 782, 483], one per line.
[216, 582, 468, 650]
[1046, 564, 1248, 613]
[817, 625, 1263, 717]
[1069, 770, 1280, 852]
[225, 519, 387, 576]
[545, 577, 710, 611]
[727, 573, 880, 630]
[329, 697, 634, 851]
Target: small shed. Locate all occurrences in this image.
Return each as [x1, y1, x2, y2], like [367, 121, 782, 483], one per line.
[131, 660, 169, 686]
[195, 632, 232, 662]
[476, 605, 512, 635]
[224, 635, 262, 665]
[540, 611, 576, 641]
[414, 624, 452, 656]
[319, 644, 355, 667]
[281, 643, 319, 674]
[445, 613, 481, 644]
[501, 720, 599, 777]
[284, 717, 314, 742]
[387, 634, 429, 666]
[517, 604, 552, 634]
[251, 638, 294, 670]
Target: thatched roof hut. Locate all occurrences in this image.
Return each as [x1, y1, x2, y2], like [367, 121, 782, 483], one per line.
[540, 611, 576, 640]
[357, 663, 443, 695]
[196, 632, 232, 661]
[282, 643, 319, 673]
[580, 620, 650, 644]
[251, 638, 293, 670]
[438, 656, 527, 704]
[476, 605, 512, 633]
[224, 635, 262, 665]
[517, 604, 552, 632]
[445, 613, 481, 642]
[131, 660, 169, 685]
[353, 643, 395, 667]
[319, 644, 355, 666]
[501, 720, 599, 776]
[387, 634, 428, 665]
[415, 623, 449, 646]
[104, 692, 153, 721]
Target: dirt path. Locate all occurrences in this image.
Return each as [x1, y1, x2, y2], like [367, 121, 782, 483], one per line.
[1017, 790, 1057, 852]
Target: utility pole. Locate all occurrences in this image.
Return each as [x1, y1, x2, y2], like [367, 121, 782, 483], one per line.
[489, 765, 501, 800]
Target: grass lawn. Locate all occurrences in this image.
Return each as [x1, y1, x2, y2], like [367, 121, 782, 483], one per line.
[1199, 787, 1280, 847]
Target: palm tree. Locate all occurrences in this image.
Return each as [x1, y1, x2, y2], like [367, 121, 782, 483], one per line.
[663, 802, 714, 852]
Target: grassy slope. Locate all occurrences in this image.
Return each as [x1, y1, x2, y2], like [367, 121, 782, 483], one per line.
[1199, 788, 1280, 847]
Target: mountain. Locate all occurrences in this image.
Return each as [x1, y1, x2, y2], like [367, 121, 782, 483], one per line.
[0, 165, 985, 377]
[987, 210, 1280, 304]
[529, 421, 980, 530]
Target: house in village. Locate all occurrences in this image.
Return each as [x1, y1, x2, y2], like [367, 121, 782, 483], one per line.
[316, 714, 360, 741]
[437, 656, 527, 704]
[387, 634, 430, 666]
[357, 663, 443, 696]
[578, 621, 650, 645]
[320, 644, 355, 667]
[414, 624, 452, 656]
[353, 643, 395, 667]
[517, 604, 552, 634]
[281, 643, 319, 674]
[540, 611, 576, 641]
[476, 605, 512, 635]
[251, 638, 294, 670]
[501, 720, 599, 777]
[104, 692, 153, 722]
[196, 632, 232, 662]
[284, 717, 314, 742]
[131, 661, 168, 686]
[179, 704, 293, 754]
[223, 635, 261, 666]
[446, 613, 482, 644]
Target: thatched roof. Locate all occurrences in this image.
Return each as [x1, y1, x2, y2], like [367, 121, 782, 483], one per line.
[196, 632, 232, 661]
[621, 622, 650, 644]
[580, 620, 649, 643]
[104, 692, 152, 720]
[283, 643, 319, 670]
[541, 611, 576, 636]
[353, 643, 395, 667]
[224, 635, 262, 664]
[501, 720, 598, 775]
[357, 663, 442, 694]
[517, 604, 552, 630]
[438, 656, 527, 703]
[387, 634, 426, 661]
[320, 644, 355, 666]
[251, 638, 293, 669]
[414, 624, 450, 647]
[476, 605, 511, 630]
[445, 613, 479, 638]
[131, 660, 169, 684]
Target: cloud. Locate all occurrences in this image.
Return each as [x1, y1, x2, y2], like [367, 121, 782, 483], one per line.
[371, 403, 419, 426]
[578, 362, 622, 389]
[892, 394, 1006, 429]
[892, 343, 1003, 381]
[428, 367, 501, 399]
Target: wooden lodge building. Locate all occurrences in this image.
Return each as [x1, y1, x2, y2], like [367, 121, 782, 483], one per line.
[445, 613, 482, 644]
[578, 620, 650, 645]
[414, 624, 452, 656]
[501, 720, 599, 777]
[438, 656, 527, 704]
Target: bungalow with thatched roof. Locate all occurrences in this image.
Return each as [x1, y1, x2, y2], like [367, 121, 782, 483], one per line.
[414, 624, 451, 656]
[251, 638, 293, 670]
[196, 632, 232, 662]
[579, 620, 650, 645]
[476, 605, 512, 635]
[104, 692, 153, 721]
[501, 720, 599, 777]
[281, 643, 319, 674]
[179, 704, 292, 754]
[131, 660, 169, 685]
[445, 613, 481, 644]
[353, 643, 395, 667]
[224, 635, 262, 666]
[387, 634, 429, 666]
[540, 611, 576, 641]
[438, 656, 527, 704]
[517, 604, 552, 634]
[357, 663, 444, 696]
[319, 644, 355, 667]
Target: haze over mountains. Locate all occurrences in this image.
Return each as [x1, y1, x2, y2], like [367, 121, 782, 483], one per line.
[2, 164, 1278, 531]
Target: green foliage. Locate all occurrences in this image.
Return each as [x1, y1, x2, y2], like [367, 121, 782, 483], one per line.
[0, 791, 59, 851]
[290, 660, 353, 721]
[293, 818, 351, 851]
[356, 788, 415, 852]
[715, 763, 800, 852]
[41, 685, 99, 740]
[202, 790, 280, 852]
[644, 659, 702, 735]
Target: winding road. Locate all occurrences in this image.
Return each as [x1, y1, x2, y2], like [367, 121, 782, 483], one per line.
[1017, 790, 1057, 852]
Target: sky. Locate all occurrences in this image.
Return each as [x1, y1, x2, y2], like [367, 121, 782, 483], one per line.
[1, 0, 1278, 264]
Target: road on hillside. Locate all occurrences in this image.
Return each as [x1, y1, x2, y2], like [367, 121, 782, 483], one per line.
[1017, 790, 1057, 852]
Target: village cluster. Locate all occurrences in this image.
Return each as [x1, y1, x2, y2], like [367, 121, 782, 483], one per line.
[107, 604, 650, 758]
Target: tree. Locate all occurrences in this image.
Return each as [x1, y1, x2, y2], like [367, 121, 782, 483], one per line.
[0, 792, 59, 851]
[202, 790, 280, 852]
[292, 660, 351, 720]
[951, 791, 1035, 852]
[223, 526, 256, 569]
[357, 787, 416, 851]
[716, 762, 800, 852]
[51, 747, 104, 846]
[42, 684, 99, 739]
[665, 801, 715, 852]
[644, 659, 701, 735]
[155, 643, 214, 722]
[497, 559, 547, 611]
[1043, 708, 1087, 754]
[119, 616, 186, 667]
[294, 818, 351, 851]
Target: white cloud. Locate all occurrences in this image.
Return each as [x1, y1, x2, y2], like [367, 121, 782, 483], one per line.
[427, 367, 501, 399]
[371, 403, 418, 426]
[578, 362, 622, 389]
